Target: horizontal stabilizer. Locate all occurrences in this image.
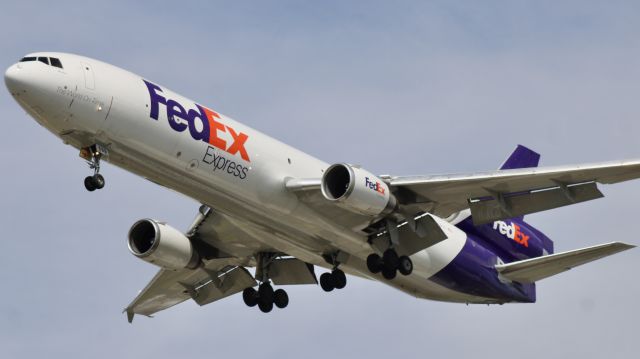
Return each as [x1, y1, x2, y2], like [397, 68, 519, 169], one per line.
[495, 242, 635, 283]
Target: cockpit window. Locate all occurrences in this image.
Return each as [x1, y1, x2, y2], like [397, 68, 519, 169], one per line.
[50, 57, 63, 69]
[19, 56, 64, 69]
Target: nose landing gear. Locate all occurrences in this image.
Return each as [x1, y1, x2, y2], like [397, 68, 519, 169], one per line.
[81, 144, 107, 192]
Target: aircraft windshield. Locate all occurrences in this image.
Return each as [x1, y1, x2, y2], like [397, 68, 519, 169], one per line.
[20, 56, 64, 69]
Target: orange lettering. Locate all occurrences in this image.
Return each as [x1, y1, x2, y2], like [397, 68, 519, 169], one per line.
[226, 126, 250, 162]
[203, 108, 227, 150]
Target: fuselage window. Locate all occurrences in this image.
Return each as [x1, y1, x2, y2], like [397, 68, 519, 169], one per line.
[38, 57, 49, 65]
[20, 57, 36, 62]
[50, 57, 63, 69]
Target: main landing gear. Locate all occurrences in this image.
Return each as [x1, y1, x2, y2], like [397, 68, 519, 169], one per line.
[242, 282, 289, 313]
[242, 253, 289, 313]
[81, 144, 106, 192]
[319, 251, 348, 292]
[366, 249, 413, 280]
[319, 269, 347, 292]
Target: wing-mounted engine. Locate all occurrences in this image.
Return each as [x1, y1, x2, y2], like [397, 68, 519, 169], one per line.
[321, 163, 397, 216]
[128, 219, 201, 270]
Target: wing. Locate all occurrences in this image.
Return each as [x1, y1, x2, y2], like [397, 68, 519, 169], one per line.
[124, 261, 256, 322]
[124, 206, 317, 322]
[389, 159, 640, 224]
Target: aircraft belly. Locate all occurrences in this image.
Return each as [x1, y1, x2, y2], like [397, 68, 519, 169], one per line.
[85, 133, 489, 304]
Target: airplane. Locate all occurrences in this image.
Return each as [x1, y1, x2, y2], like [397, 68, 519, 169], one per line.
[5, 52, 638, 322]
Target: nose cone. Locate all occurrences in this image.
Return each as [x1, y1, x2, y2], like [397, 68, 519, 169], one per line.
[5, 64, 23, 93]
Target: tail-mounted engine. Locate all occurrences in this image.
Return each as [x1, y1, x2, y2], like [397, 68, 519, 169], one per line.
[321, 163, 397, 216]
[128, 219, 200, 270]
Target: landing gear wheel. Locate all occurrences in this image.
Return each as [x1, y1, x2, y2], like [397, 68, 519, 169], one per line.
[258, 298, 274, 313]
[382, 267, 397, 280]
[332, 269, 347, 289]
[258, 282, 274, 304]
[383, 249, 399, 270]
[367, 253, 383, 274]
[320, 272, 335, 292]
[398, 255, 413, 276]
[84, 176, 96, 192]
[82, 145, 107, 192]
[274, 289, 289, 309]
[93, 174, 105, 189]
[242, 287, 258, 307]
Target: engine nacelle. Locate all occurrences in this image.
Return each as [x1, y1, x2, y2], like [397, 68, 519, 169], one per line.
[127, 219, 200, 270]
[321, 163, 397, 216]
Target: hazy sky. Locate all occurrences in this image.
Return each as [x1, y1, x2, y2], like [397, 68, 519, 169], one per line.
[1, 1, 639, 358]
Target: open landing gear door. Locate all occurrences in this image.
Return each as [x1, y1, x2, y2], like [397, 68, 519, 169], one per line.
[269, 258, 318, 286]
[370, 213, 449, 257]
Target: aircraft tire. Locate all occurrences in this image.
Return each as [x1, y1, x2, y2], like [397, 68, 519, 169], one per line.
[382, 267, 397, 280]
[258, 282, 274, 303]
[332, 269, 347, 289]
[243, 287, 258, 307]
[274, 289, 289, 309]
[258, 298, 273, 313]
[367, 254, 383, 274]
[383, 249, 399, 271]
[398, 256, 413, 276]
[320, 272, 335, 292]
[84, 176, 96, 191]
[93, 174, 105, 189]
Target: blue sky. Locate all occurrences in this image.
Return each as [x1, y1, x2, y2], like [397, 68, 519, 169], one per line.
[1, 1, 639, 358]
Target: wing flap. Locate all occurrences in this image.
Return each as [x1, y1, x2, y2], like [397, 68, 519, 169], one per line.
[495, 242, 635, 283]
[468, 181, 604, 225]
[192, 267, 256, 306]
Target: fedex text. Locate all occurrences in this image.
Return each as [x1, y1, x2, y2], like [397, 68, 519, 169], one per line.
[365, 177, 385, 195]
[144, 80, 250, 162]
[492, 220, 529, 247]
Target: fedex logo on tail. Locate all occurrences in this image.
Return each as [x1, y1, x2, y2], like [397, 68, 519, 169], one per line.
[493, 220, 529, 247]
[143, 80, 250, 162]
[365, 177, 385, 195]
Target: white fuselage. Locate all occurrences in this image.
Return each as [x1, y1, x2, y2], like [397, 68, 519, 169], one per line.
[5, 52, 486, 303]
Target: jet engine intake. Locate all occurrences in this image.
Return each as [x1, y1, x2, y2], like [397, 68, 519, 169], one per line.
[321, 163, 397, 216]
[128, 219, 200, 270]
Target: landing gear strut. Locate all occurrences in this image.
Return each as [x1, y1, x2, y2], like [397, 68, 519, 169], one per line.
[243, 253, 290, 313]
[367, 249, 413, 280]
[81, 144, 106, 192]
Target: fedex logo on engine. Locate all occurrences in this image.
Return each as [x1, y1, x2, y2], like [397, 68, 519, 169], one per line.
[365, 177, 385, 195]
[492, 220, 529, 247]
[143, 80, 250, 162]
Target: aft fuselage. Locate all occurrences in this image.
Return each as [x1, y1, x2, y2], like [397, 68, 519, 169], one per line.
[5, 52, 542, 304]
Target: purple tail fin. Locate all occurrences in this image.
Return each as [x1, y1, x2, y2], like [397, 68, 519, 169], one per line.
[499, 145, 540, 170]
